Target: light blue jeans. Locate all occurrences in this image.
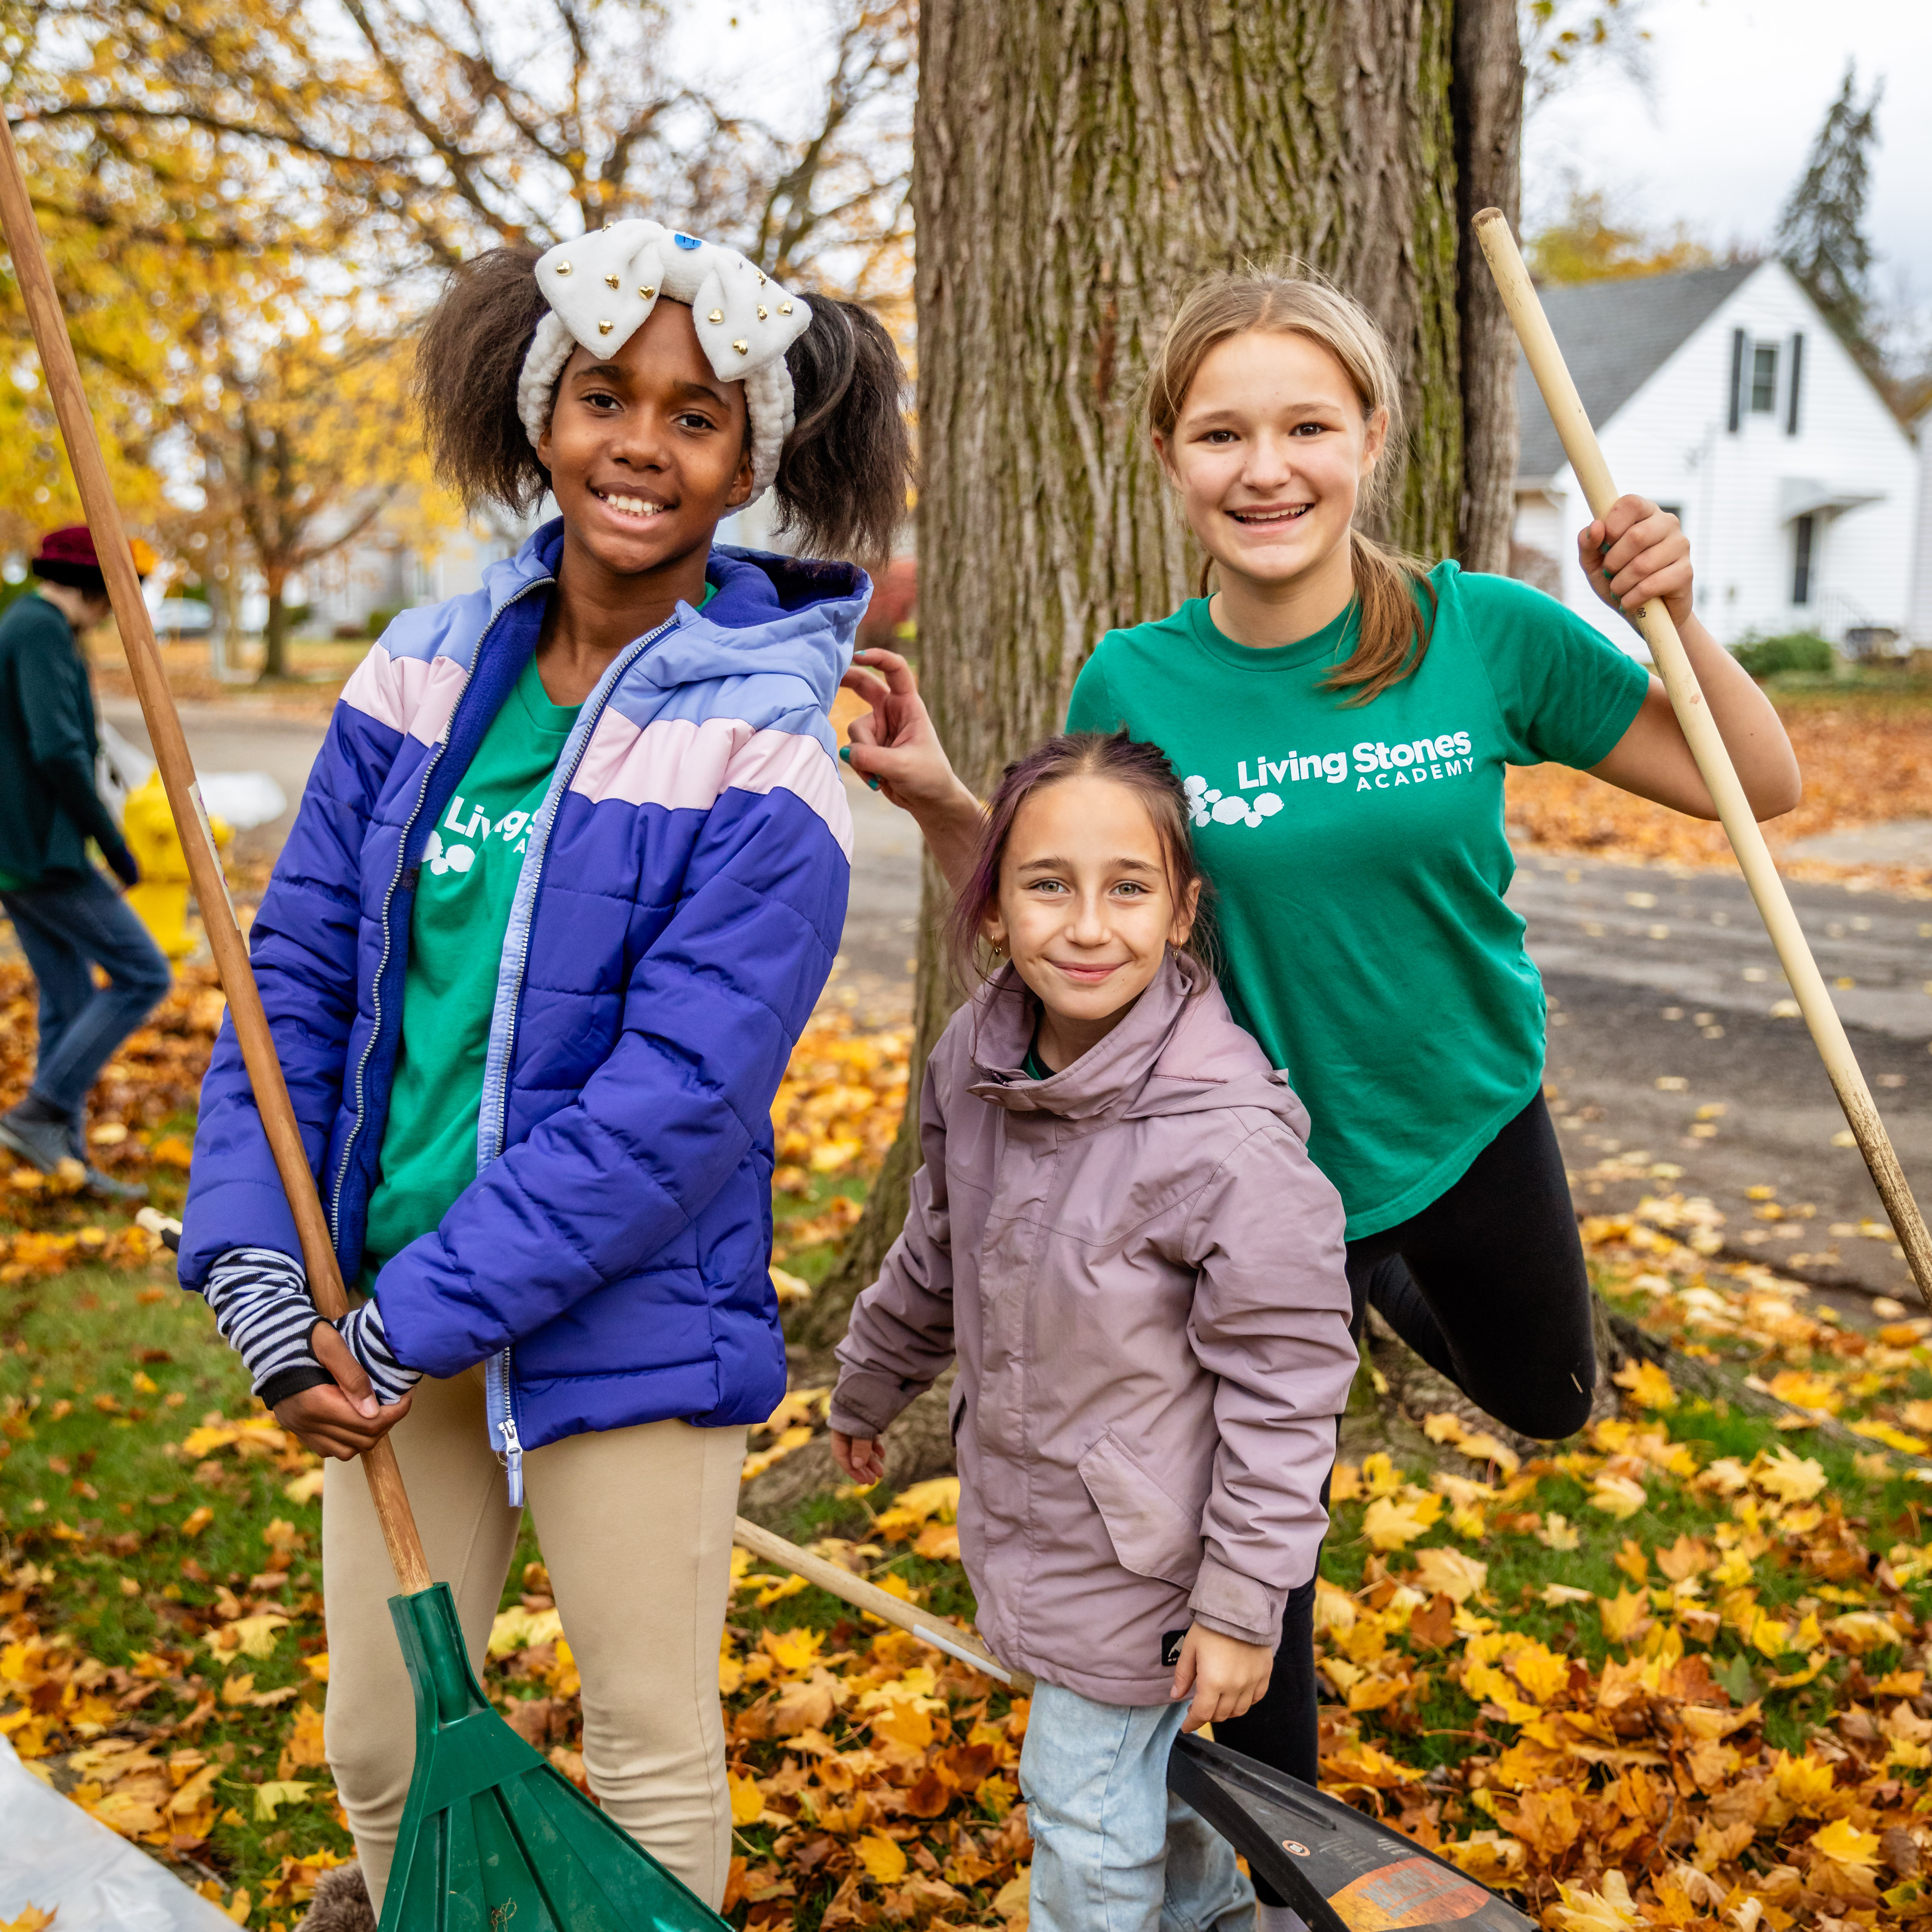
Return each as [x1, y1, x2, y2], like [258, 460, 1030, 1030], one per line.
[1019, 1682, 1257, 1932]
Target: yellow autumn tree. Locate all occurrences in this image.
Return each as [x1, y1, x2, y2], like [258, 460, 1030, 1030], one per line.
[1529, 185, 1718, 286]
[152, 292, 456, 677]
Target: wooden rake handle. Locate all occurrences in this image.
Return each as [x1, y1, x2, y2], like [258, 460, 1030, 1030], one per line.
[1474, 208, 1932, 1312]
[733, 1517, 1033, 1693]
[0, 113, 433, 1594]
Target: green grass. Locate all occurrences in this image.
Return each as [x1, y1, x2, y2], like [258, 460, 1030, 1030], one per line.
[0, 1261, 350, 1910]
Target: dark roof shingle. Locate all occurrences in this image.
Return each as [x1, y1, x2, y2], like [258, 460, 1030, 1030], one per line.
[1515, 263, 1760, 481]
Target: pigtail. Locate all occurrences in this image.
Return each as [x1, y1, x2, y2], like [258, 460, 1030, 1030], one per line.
[414, 246, 552, 514]
[773, 298, 913, 565]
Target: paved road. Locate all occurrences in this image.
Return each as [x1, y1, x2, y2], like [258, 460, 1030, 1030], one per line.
[1511, 852, 1932, 1305]
[85, 702, 1932, 1298]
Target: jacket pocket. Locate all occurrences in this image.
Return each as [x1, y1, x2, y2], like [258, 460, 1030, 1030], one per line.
[1077, 1428, 1203, 1588]
[950, 1386, 967, 1443]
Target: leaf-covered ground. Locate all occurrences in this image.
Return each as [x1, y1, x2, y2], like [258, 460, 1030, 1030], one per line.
[11, 900, 1932, 1926]
[1508, 685, 1932, 894]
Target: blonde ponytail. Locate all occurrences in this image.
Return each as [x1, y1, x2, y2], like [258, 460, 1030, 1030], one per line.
[1153, 268, 1437, 706]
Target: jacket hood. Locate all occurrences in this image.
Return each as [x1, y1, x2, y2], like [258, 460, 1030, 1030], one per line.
[480, 521, 869, 712]
[965, 952, 1306, 1132]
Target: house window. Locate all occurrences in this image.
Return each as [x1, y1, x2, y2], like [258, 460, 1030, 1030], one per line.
[1792, 514, 1814, 606]
[1750, 343, 1778, 413]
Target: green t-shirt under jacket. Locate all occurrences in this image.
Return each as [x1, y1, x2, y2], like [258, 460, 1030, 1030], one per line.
[364, 586, 720, 1271]
[362, 652, 583, 1273]
[1066, 562, 1650, 1239]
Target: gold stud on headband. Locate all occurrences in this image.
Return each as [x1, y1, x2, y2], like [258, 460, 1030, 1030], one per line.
[604, 273, 619, 289]
[708, 308, 724, 324]
[598, 320, 613, 334]
[733, 339, 749, 355]
[555, 262, 572, 275]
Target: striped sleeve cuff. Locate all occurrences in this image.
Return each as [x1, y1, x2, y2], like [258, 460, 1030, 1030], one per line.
[336, 1300, 421, 1407]
[203, 1247, 324, 1403]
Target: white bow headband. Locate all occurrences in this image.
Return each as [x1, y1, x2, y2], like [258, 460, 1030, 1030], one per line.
[517, 220, 814, 504]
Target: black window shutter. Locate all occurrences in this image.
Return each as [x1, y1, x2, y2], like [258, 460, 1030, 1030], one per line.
[1728, 328, 1746, 433]
[1787, 332, 1804, 436]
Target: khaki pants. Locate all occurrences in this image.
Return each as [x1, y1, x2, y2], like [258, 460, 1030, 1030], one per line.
[320, 1364, 745, 1914]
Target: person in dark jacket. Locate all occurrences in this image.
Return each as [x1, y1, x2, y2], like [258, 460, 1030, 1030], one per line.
[0, 525, 169, 1198]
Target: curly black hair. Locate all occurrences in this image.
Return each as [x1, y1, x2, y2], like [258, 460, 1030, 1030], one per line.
[413, 245, 912, 562]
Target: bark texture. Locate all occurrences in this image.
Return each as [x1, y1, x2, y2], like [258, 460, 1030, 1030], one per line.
[1451, 0, 1525, 572]
[799, 0, 1519, 1344]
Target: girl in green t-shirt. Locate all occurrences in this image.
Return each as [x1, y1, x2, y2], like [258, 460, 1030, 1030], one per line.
[841, 267, 1797, 1873]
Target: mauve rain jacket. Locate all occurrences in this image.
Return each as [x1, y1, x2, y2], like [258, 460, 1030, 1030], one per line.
[831, 953, 1357, 1706]
[181, 523, 862, 1491]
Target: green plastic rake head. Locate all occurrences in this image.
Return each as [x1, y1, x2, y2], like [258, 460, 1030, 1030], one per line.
[379, 1584, 730, 1932]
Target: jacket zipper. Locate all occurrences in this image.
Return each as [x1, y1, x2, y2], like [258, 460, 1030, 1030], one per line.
[326, 579, 553, 1279]
[479, 607, 683, 1505]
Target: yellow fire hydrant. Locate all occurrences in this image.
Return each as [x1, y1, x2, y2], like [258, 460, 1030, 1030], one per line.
[120, 771, 232, 960]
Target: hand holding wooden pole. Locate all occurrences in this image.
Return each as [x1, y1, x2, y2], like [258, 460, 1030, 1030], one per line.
[1474, 207, 1932, 1312]
[0, 110, 432, 1594]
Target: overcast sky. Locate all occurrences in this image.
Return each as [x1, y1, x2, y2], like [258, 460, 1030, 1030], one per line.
[1526, 0, 1932, 318]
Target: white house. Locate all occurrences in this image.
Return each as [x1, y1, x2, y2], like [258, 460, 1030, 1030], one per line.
[1910, 400, 1932, 647]
[1512, 260, 1920, 653]
[300, 507, 541, 635]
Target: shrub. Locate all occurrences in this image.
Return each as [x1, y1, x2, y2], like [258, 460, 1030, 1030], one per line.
[1730, 630, 1836, 679]
[365, 604, 405, 639]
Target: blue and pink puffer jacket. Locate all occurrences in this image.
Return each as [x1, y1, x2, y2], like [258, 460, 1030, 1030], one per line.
[181, 521, 861, 1477]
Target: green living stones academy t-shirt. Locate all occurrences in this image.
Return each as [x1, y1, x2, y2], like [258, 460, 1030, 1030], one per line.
[1066, 561, 1650, 1239]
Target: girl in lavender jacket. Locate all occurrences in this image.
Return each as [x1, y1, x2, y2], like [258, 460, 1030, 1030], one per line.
[830, 733, 1358, 1932]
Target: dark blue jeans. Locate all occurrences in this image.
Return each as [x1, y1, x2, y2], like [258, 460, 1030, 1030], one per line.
[1, 869, 172, 1123]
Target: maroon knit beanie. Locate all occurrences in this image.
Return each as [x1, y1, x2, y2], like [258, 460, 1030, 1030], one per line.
[31, 524, 106, 593]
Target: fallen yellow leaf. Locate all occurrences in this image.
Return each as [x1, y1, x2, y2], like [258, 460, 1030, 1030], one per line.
[1612, 1359, 1676, 1410]
[1809, 1817, 1880, 1868]
[1411, 1546, 1487, 1603]
[251, 1779, 313, 1823]
[854, 1833, 907, 1884]
[1361, 1491, 1443, 1551]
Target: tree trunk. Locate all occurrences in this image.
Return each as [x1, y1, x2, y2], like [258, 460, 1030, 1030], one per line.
[259, 577, 289, 681]
[797, 0, 1520, 1350]
[1452, 0, 1525, 573]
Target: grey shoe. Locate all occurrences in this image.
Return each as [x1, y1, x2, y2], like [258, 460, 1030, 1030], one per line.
[61, 1119, 149, 1201]
[81, 1162, 149, 1202]
[0, 1108, 72, 1174]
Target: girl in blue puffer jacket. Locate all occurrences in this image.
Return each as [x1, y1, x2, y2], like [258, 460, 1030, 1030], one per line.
[179, 222, 910, 1916]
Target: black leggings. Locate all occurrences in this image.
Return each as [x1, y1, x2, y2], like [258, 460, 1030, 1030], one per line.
[1214, 1094, 1592, 1874]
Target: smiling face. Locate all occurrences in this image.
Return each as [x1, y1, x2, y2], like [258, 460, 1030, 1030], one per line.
[983, 774, 1199, 1066]
[536, 300, 754, 579]
[1156, 326, 1386, 598]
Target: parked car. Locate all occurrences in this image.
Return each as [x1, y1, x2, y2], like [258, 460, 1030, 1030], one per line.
[154, 598, 213, 637]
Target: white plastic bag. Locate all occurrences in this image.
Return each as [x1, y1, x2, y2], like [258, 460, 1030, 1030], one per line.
[0, 1734, 238, 1931]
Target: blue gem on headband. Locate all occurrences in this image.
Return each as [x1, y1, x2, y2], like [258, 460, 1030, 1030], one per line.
[673, 234, 701, 250]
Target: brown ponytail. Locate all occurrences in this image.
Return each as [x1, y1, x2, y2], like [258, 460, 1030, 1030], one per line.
[1154, 269, 1437, 706]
